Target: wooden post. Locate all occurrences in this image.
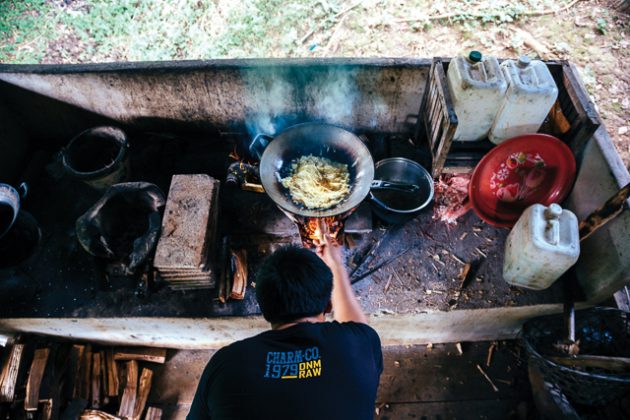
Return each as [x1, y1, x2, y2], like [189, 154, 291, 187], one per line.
[70, 344, 85, 399]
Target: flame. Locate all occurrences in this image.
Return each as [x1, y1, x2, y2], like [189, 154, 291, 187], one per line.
[297, 216, 345, 248]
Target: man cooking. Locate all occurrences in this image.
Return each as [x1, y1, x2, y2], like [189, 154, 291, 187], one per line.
[187, 236, 383, 419]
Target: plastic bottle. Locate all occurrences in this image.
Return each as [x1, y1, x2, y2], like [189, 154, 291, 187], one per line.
[489, 56, 558, 144]
[503, 203, 580, 290]
[446, 51, 507, 141]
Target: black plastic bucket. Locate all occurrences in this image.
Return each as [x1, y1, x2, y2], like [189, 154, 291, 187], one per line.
[61, 126, 130, 190]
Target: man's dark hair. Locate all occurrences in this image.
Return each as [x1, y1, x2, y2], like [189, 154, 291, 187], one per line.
[255, 245, 333, 324]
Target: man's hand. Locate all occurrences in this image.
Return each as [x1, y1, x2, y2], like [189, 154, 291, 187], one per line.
[316, 235, 344, 269]
[316, 234, 368, 325]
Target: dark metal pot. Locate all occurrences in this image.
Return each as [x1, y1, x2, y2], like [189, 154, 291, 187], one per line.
[257, 123, 375, 219]
[370, 158, 434, 224]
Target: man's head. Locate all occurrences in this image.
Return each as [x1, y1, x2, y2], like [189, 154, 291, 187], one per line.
[255, 245, 333, 325]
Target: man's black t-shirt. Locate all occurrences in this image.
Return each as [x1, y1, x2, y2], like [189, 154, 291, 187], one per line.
[187, 321, 383, 420]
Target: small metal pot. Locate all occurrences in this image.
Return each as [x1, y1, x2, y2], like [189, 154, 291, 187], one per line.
[369, 158, 434, 224]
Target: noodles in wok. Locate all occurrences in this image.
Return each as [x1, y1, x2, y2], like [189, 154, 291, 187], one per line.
[281, 155, 351, 210]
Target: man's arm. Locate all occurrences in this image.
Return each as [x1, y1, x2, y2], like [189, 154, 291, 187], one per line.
[317, 235, 368, 324]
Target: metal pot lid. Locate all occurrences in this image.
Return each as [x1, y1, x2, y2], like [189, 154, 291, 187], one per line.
[259, 123, 375, 218]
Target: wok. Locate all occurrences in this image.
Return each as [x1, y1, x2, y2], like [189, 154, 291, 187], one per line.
[258, 123, 375, 218]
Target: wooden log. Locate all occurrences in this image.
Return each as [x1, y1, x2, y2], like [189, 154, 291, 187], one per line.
[69, 345, 85, 400]
[132, 368, 153, 420]
[144, 407, 162, 420]
[91, 353, 101, 409]
[113, 348, 166, 365]
[25, 348, 50, 411]
[105, 350, 119, 397]
[0, 344, 25, 403]
[229, 249, 247, 300]
[118, 361, 138, 418]
[80, 410, 122, 420]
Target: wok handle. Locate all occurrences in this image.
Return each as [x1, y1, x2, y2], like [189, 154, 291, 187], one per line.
[371, 179, 420, 193]
[249, 134, 274, 160]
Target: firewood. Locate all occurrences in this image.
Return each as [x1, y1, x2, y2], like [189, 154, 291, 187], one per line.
[40, 398, 53, 420]
[118, 361, 138, 418]
[132, 368, 153, 420]
[114, 348, 166, 365]
[70, 345, 86, 399]
[229, 249, 247, 300]
[144, 407, 162, 420]
[91, 353, 101, 408]
[105, 350, 119, 397]
[0, 344, 25, 403]
[25, 348, 50, 411]
[80, 409, 122, 420]
[100, 351, 109, 405]
[80, 347, 93, 402]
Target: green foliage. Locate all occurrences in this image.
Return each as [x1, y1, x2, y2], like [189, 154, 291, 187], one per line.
[0, 0, 55, 62]
[596, 18, 608, 35]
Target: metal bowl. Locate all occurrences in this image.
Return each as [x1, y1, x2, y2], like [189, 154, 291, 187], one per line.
[369, 158, 434, 224]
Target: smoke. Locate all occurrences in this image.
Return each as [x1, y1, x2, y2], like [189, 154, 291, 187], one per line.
[308, 67, 359, 126]
[242, 66, 388, 139]
[242, 67, 296, 138]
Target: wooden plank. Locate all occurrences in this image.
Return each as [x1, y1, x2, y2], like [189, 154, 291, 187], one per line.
[144, 407, 162, 420]
[132, 368, 153, 420]
[118, 360, 138, 418]
[0, 344, 25, 403]
[91, 353, 101, 409]
[114, 348, 166, 364]
[377, 343, 529, 403]
[105, 350, 119, 397]
[25, 348, 50, 411]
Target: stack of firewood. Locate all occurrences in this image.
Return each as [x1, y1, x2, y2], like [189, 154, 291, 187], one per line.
[0, 342, 166, 419]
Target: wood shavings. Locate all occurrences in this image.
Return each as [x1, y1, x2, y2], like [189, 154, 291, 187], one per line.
[450, 254, 465, 265]
[383, 274, 393, 294]
[459, 232, 468, 240]
[486, 342, 497, 367]
[475, 247, 487, 258]
[476, 364, 499, 392]
[455, 342, 463, 356]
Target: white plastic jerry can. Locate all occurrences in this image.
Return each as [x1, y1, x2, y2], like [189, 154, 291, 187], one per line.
[489, 56, 558, 144]
[503, 203, 580, 290]
[446, 51, 507, 141]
